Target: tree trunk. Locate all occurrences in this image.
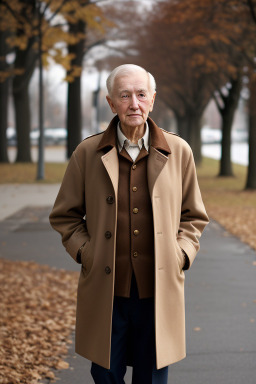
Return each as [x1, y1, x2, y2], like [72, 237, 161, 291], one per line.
[12, 46, 36, 163]
[218, 75, 242, 177]
[66, 20, 86, 158]
[12, 1, 37, 163]
[245, 73, 256, 189]
[219, 111, 234, 176]
[67, 76, 82, 158]
[189, 115, 202, 164]
[13, 83, 32, 162]
[176, 111, 202, 164]
[176, 114, 189, 142]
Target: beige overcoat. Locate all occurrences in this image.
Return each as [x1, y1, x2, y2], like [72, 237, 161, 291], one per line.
[49, 116, 209, 370]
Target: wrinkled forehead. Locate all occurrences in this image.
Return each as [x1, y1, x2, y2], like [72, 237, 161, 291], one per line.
[113, 71, 151, 94]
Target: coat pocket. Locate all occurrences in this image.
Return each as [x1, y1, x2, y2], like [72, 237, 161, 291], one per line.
[81, 240, 93, 276]
[175, 242, 185, 273]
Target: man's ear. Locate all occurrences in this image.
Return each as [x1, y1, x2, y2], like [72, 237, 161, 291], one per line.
[149, 92, 156, 112]
[106, 96, 117, 114]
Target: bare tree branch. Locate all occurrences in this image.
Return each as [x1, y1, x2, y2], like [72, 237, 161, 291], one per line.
[218, 88, 227, 105]
[83, 38, 106, 54]
[42, 0, 54, 17]
[1, 0, 29, 25]
[212, 92, 222, 113]
[46, 0, 69, 24]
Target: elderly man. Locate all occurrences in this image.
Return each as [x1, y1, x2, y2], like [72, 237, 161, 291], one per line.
[49, 64, 209, 384]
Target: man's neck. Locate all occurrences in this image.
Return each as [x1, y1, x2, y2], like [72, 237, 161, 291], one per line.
[120, 123, 146, 144]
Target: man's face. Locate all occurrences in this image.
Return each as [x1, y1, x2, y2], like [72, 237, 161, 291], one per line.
[106, 70, 156, 132]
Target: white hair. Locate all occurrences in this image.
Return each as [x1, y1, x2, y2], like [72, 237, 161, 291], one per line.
[106, 64, 156, 96]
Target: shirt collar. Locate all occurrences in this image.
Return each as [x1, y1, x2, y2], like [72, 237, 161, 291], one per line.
[117, 121, 149, 152]
[97, 115, 171, 156]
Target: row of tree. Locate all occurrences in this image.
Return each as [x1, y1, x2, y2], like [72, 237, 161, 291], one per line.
[99, 0, 256, 189]
[0, 0, 112, 163]
[0, 0, 256, 189]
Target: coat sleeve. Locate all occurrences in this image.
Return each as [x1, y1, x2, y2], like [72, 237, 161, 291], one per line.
[177, 148, 209, 270]
[49, 151, 89, 263]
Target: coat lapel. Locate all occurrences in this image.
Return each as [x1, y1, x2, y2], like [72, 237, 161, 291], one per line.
[101, 147, 119, 199]
[97, 116, 120, 198]
[147, 117, 171, 197]
[147, 148, 168, 197]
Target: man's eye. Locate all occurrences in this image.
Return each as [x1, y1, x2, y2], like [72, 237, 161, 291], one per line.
[121, 95, 129, 98]
[138, 93, 146, 98]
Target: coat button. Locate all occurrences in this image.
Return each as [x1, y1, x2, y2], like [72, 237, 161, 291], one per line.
[105, 231, 112, 239]
[106, 196, 114, 204]
[133, 208, 139, 214]
[132, 164, 137, 170]
[133, 229, 140, 236]
[132, 187, 137, 192]
[133, 252, 138, 258]
[105, 266, 111, 274]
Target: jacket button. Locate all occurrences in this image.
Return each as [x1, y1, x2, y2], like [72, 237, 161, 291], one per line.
[105, 231, 112, 239]
[132, 187, 137, 192]
[133, 252, 138, 258]
[133, 229, 140, 236]
[132, 164, 137, 170]
[133, 208, 139, 214]
[106, 196, 114, 204]
[105, 266, 111, 274]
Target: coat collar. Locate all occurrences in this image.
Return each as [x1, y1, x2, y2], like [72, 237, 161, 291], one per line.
[97, 115, 171, 156]
[147, 117, 171, 156]
[97, 116, 118, 152]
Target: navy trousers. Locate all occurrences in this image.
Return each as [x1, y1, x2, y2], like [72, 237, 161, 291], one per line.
[91, 275, 168, 384]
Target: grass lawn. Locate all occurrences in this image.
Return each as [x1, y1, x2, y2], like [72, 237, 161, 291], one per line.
[0, 162, 67, 184]
[0, 157, 256, 250]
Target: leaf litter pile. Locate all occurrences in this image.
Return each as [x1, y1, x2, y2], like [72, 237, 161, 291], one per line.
[0, 258, 79, 383]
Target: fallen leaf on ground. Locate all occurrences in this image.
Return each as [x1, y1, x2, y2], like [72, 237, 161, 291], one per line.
[56, 360, 69, 370]
[0, 258, 79, 383]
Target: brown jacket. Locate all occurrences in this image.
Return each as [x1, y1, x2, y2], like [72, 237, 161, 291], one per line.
[49, 116, 209, 369]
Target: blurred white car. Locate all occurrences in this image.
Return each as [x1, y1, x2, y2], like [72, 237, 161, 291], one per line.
[201, 125, 248, 144]
[7, 127, 16, 145]
[232, 128, 248, 142]
[201, 126, 222, 144]
[8, 127, 67, 146]
[30, 128, 67, 145]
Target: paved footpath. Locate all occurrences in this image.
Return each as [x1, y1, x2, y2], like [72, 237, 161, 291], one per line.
[0, 184, 256, 384]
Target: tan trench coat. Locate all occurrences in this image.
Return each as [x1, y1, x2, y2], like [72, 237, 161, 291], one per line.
[49, 116, 209, 370]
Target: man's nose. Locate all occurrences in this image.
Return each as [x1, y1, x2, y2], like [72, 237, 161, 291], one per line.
[129, 95, 140, 109]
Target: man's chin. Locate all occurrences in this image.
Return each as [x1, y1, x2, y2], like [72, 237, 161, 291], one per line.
[125, 117, 145, 128]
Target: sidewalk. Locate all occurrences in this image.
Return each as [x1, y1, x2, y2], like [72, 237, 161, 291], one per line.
[0, 184, 60, 221]
[0, 185, 256, 384]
